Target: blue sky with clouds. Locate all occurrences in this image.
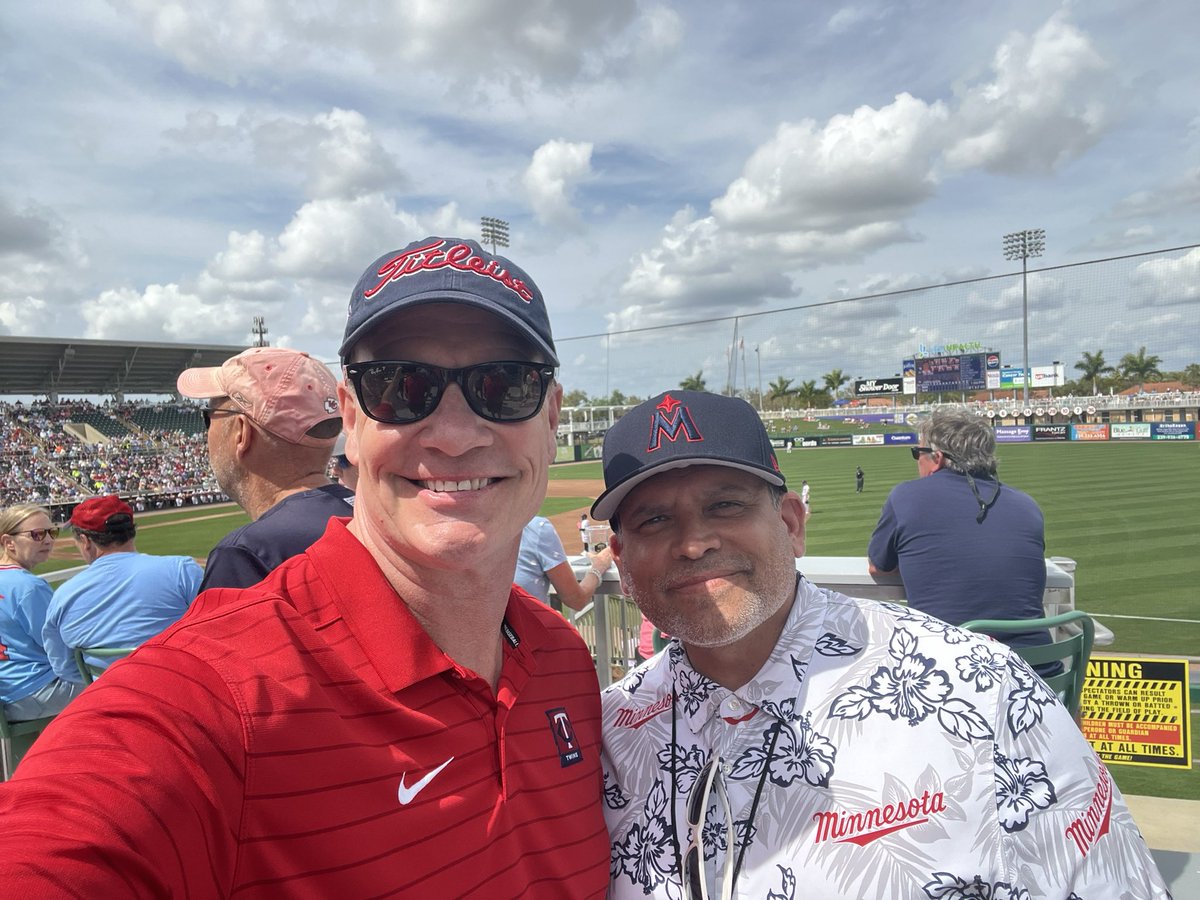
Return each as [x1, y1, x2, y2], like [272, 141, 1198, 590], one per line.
[1, 1, 1196, 395]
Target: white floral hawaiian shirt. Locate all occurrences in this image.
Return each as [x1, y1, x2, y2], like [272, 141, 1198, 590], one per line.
[601, 578, 1170, 899]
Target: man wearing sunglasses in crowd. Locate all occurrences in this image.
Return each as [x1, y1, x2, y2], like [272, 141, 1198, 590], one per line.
[0, 237, 609, 897]
[867, 407, 1058, 670]
[178, 346, 353, 591]
[596, 391, 1167, 899]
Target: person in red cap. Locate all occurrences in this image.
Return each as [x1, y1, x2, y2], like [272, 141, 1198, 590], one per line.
[0, 238, 609, 898]
[177, 346, 353, 590]
[41, 496, 202, 683]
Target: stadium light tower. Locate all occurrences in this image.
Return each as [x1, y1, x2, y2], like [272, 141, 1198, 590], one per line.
[480, 216, 510, 256]
[1002, 228, 1045, 403]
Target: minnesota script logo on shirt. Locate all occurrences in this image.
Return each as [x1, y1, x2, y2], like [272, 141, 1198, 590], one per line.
[611, 694, 672, 729]
[812, 789, 947, 846]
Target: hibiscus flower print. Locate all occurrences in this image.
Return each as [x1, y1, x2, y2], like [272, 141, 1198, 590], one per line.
[923, 872, 1032, 899]
[829, 629, 992, 741]
[675, 668, 714, 716]
[613, 780, 677, 890]
[728, 718, 837, 789]
[994, 748, 1056, 832]
[956, 644, 1009, 693]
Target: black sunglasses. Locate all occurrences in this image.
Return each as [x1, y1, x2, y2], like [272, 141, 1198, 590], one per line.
[910, 446, 935, 460]
[201, 407, 239, 430]
[344, 360, 555, 425]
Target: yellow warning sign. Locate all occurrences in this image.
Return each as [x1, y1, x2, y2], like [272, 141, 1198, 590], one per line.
[1080, 656, 1192, 769]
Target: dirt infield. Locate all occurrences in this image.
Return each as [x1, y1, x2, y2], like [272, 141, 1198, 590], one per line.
[545, 478, 608, 553]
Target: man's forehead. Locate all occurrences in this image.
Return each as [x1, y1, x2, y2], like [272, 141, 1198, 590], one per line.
[354, 302, 536, 358]
[618, 465, 768, 510]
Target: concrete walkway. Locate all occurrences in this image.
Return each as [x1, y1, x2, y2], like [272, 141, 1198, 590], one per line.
[1126, 794, 1200, 896]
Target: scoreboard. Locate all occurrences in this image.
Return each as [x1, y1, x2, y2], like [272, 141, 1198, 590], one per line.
[914, 352, 994, 393]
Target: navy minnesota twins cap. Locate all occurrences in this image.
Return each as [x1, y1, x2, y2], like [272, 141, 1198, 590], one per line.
[339, 236, 558, 366]
[591, 390, 785, 521]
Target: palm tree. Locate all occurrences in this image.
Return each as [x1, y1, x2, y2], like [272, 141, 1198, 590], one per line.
[822, 368, 849, 398]
[766, 376, 796, 409]
[1118, 346, 1163, 391]
[1183, 363, 1200, 389]
[1074, 350, 1115, 395]
[794, 379, 831, 409]
[678, 371, 707, 392]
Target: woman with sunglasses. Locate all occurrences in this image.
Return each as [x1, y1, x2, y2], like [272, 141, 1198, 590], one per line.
[0, 505, 85, 723]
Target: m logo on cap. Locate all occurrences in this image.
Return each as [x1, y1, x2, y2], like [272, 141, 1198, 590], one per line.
[647, 393, 703, 452]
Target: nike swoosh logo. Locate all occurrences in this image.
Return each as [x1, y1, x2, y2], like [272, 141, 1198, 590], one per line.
[397, 756, 454, 806]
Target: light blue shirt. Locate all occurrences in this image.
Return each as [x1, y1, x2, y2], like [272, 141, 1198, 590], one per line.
[514, 517, 569, 605]
[0, 565, 58, 703]
[44, 552, 203, 682]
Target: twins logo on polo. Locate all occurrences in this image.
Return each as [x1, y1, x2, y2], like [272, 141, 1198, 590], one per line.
[546, 707, 583, 767]
[364, 239, 535, 303]
[647, 394, 703, 451]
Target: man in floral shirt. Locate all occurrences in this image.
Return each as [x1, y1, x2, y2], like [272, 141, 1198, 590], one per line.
[593, 390, 1169, 900]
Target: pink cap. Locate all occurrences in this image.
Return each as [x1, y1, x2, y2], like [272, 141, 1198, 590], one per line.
[177, 347, 342, 447]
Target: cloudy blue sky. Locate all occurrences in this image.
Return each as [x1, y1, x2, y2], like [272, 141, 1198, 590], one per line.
[1, 1, 1197, 396]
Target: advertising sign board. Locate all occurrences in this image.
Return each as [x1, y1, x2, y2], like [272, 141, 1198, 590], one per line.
[1071, 424, 1109, 441]
[853, 377, 904, 396]
[1110, 423, 1152, 440]
[1151, 422, 1194, 440]
[1032, 424, 1069, 441]
[993, 425, 1032, 443]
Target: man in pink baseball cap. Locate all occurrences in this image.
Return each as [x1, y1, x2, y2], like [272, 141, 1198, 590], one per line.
[177, 346, 354, 590]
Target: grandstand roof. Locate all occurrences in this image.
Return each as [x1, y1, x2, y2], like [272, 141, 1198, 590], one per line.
[0, 335, 249, 398]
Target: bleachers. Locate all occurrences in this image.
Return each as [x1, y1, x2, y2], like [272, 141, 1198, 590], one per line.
[0, 399, 222, 511]
[128, 405, 205, 436]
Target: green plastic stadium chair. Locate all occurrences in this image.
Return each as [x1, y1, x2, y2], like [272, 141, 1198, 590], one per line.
[1, 713, 56, 781]
[73, 646, 138, 685]
[961, 610, 1095, 718]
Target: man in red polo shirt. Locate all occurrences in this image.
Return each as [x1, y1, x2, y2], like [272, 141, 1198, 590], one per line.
[0, 237, 609, 898]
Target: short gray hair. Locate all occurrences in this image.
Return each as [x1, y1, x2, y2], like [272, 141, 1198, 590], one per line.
[919, 408, 997, 477]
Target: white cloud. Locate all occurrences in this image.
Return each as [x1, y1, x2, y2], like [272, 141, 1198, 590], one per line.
[1128, 246, 1200, 307]
[943, 13, 1119, 174]
[115, 0, 678, 89]
[523, 139, 594, 228]
[714, 93, 948, 234]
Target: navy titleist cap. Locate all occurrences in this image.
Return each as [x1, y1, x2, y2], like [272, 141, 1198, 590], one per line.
[591, 390, 785, 521]
[340, 236, 558, 366]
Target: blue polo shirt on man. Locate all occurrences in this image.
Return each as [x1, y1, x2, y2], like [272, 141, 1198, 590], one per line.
[868, 467, 1049, 653]
[43, 552, 202, 682]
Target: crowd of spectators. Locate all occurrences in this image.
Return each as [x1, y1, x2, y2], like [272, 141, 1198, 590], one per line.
[1, 399, 225, 516]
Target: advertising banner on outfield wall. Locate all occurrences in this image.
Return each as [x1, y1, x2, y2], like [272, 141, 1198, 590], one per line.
[1152, 422, 1195, 440]
[818, 435, 853, 447]
[1110, 423, 1152, 440]
[1032, 424, 1069, 441]
[853, 377, 904, 397]
[852, 433, 884, 446]
[994, 425, 1032, 443]
[884, 432, 918, 445]
[1071, 424, 1110, 441]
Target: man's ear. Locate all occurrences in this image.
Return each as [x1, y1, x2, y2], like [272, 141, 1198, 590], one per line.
[780, 492, 806, 558]
[233, 415, 255, 461]
[544, 381, 563, 459]
[338, 382, 358, 466]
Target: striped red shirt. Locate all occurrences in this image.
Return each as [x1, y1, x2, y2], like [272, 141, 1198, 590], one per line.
[0, 518, 609, 898]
